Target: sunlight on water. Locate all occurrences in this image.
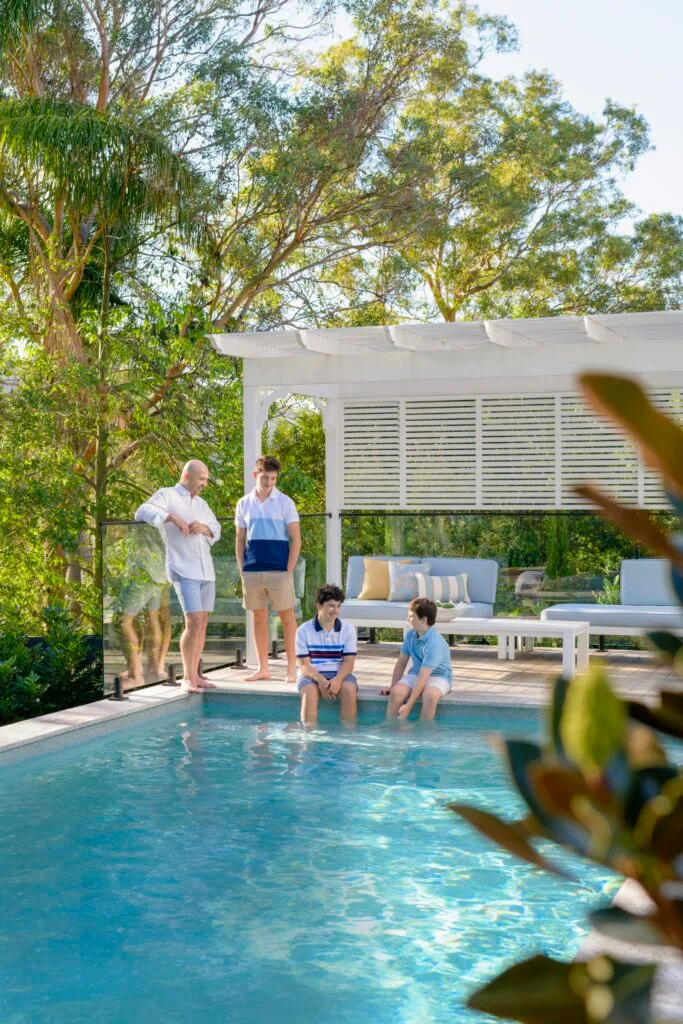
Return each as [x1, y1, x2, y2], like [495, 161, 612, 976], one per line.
[0, 704, 619, 1023]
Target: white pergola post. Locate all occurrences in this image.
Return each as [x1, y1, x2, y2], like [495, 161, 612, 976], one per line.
[242, 384, 260, 666]
[322, 398, 342, 586]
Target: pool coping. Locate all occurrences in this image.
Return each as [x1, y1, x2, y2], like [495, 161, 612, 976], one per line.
[0, 678, 548, 764]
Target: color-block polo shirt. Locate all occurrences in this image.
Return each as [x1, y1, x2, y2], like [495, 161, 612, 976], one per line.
[296, 616, 357, 674]
[401, 626, 452, 683]
[235, 487, 299, 572]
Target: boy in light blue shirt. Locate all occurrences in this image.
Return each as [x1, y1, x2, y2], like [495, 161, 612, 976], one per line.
[386, 598, 453, 721]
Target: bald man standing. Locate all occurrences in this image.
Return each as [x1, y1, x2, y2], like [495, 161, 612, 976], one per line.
[135, 461, 221, 692]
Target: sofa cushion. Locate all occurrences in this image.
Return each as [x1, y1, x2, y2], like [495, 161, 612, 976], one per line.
[541, 603, 683, 630]
[387, 561, 432, 602]
[345, 555, 420, 599]
[358, 557, 410, 600]
[345, 555, 498, 603]
[416, 572, 470, 603]
[342, 598, 493, 622]
[620, 559, 677, 607]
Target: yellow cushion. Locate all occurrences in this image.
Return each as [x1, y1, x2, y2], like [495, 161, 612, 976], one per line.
[358, 558, 409, 600]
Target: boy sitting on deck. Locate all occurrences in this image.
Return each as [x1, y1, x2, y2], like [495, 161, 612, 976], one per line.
[296, 584, 358, 726]
[386, 598, 453, 721]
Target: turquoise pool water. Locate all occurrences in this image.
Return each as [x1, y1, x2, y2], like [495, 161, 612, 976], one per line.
[0, 701, 618, 1023]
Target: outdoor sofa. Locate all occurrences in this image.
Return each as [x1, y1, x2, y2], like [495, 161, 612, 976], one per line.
[541, 558, 683, 638]
[342, 555, 499, 623]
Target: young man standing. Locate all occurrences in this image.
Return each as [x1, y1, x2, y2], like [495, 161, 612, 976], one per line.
[235, 455, 301, 683]
[386, 598, 452, 721]
[296, 584, 358, 725]
[135, 460, 221, 693]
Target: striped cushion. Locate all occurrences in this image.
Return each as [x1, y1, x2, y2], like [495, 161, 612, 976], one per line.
[415, 573, 470, 603]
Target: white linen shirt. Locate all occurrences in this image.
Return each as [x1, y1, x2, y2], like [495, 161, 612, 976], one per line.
[135, 484, 221, 582]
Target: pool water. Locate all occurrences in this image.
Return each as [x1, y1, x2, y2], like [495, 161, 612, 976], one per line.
[0, 702, 619, 1023]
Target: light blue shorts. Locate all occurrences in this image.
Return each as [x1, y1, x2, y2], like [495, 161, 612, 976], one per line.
[297, 671, 358, 694]
[169, 572, 215, 614]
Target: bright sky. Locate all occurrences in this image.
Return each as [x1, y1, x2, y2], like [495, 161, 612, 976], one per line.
[478, 0, 682, 218]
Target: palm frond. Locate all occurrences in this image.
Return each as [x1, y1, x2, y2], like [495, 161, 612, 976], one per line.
[0, 98, 205, 239]
[0, 0, 44, 53]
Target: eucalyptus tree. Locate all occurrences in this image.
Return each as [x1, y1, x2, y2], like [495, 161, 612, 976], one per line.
[0, 0, 681, 630]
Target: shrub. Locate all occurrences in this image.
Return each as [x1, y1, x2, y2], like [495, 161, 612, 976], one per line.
[0, 606, 103, 726]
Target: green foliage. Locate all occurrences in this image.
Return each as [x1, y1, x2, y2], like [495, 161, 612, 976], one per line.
[0, 0, 681, 715]
[450, 382, 683, 1022]
[0, 605, 103, 724]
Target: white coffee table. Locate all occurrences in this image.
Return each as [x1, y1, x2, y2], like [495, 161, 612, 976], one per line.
[349, 616, 590, 679]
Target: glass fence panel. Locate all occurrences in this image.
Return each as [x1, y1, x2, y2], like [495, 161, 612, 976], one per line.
[102, 515, 330, 691]
[340, 511, 677, 645]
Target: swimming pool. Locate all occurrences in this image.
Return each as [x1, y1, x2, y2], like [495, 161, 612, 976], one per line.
[0, 699, 618, 1023]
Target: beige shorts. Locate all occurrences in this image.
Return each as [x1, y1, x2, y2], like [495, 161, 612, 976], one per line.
[241, 570, 296, 612]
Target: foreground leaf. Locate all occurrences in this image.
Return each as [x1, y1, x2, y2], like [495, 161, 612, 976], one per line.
[579, 373, 683, 500]
[573, 487, 683, 570]
[627, 698, 683, 740]
[560, 666, 626, 781]
[468, 954, 655, 1024]
[589, 906, 665, 946]
[447, 804, 569, 879]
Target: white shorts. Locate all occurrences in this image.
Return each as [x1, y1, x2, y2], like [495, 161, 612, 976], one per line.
[399, 672, 451, 697]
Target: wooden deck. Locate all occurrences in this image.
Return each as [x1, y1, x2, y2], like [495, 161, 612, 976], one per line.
[208, 641, 681, 707]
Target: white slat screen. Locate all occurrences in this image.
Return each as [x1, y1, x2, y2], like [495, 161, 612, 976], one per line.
[481, 396, 556, 508]
[342, 402, 401, 508]
[560, 394, 638, 508]
[342, 388, 682, 510]
[404, 398, 476, 509]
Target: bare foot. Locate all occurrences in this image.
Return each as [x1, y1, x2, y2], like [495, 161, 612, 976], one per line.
[184, 678, 202, 693]
[244, 670, 272, 682]
[198, 679, 218, 689]
[285, 676, 297, 685]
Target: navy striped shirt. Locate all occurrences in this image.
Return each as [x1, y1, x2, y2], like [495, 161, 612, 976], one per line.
[296, 616, 357, 674]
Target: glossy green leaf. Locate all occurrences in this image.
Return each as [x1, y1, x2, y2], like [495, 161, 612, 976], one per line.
[468, 955, 588, 1023]
[560, 666, 627, 781]
[447, 804, 570, 879]
[624, 766, 680, 829]
[647, 632, 683, 663]
[627, 699, 683, 741]
[468, 954, 655, 1024]
[579, 374, 683, 501]
[589, 906, 665, 946]
[572, 486, 683, 570]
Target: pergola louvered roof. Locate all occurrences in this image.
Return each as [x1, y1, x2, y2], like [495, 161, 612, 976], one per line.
[211, 310, 683, 360]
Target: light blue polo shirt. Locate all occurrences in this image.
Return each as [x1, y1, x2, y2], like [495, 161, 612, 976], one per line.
[401, 627, 452, 683]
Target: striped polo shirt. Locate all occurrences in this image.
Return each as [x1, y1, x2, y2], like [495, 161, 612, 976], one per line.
[296, 616, 357, 674]
[235, 487, 299, 572]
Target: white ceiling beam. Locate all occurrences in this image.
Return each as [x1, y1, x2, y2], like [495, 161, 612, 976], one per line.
[484, 321, 540, 348]
[209, 330, 307, 358]
[583, 317, 628, 344]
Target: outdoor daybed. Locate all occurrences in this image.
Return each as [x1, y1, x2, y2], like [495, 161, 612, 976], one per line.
[342, 555, 499, 622]
[541, 558, 683, 637]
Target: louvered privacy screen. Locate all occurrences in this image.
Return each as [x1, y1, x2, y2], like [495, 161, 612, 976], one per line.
[342, 391, 683, 510]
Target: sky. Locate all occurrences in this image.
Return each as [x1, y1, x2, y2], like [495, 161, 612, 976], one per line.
[477, 0, 682, 218]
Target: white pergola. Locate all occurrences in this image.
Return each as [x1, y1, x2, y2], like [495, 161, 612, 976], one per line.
[211, 310, 683, 598]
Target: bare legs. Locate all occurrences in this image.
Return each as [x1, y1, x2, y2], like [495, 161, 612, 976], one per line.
[244, 608, 271, 681]
[279, 608, 298, 683]
[245, 606, 298, 683]
[180, 610, 212, 692]
[386, 683, 442, 721]
[299, 680, 357, 726]
[145, 603, 172, 679]
[119, 614, 144, 686]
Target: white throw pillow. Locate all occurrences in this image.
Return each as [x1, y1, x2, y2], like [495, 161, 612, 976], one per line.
[387, 561, 432, 602]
